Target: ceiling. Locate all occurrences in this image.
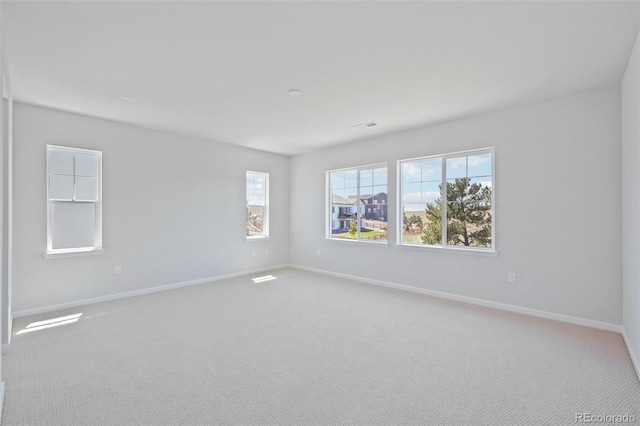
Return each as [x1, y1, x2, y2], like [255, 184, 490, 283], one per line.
[3, 1, 639, 156]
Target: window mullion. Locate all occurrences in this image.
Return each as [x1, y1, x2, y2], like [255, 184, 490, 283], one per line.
[356, 168, 361, 241]
[441, 157, 447, 247]
[72, 153, 77, 202]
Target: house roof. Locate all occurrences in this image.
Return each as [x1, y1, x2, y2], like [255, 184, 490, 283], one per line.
[360, 193, 387, 200]
[332, 195, 359, 205]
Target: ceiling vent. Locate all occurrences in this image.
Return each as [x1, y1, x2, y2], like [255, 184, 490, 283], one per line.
[353, 121, 378, 130]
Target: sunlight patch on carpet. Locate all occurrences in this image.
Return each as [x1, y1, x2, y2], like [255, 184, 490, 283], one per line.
[252, 275, 276, 283]
[16, 313, 83, 335]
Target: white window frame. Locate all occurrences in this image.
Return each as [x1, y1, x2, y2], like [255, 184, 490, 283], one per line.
[326, 163, 388, 244]
[246, 171, 269, 239]
[397, 147, 495, 253]
[46, 145, 103, 257]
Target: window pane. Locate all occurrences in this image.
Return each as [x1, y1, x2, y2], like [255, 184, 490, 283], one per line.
[467, 153, 492, 178]
[246, 206, 264, 237]
[373, 184, 387, 197]
[362, 190, 387, 241]
[422, 181, 441, 203]
[421, 202, 442, 245]
[446, 178, 472, 203]
[402, 162, 421, 183]
[359, 169, 373, 187]
[247, 189, 264, 206]
[422, 158, 441, 181]
[332, 188, 348, 199]
[75, 153, 98, 177]
[49, 150, 74, 175]
[373, 167, 387, 185]
[402, 206, 424, 244]
[446, 201, 492, 248]
[331, 171, 345, 189]
[49, 175, 74, 201]
[446, 157, 467, 179]
[331, 198, 356, 240]
[361, 186, 374, 200]
[344, 169, 357, 189]
[51, 202, 96, 249]
[75, 177, 98, 201]
[403, 182, 421, 204]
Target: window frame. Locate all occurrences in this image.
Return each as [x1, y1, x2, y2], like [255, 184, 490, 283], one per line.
[246, 170, 269, 240]
[46, 145, 103, 257]
[397, 147, 495, 253]
[326, 163, 388, 244]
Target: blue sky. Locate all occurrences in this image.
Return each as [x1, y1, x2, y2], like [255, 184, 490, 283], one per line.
[402, 153, 492, 212]
[246, 171, 266, 206]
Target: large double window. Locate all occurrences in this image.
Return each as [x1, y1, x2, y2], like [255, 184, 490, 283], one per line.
[47, 145, 102, 255]
[328, 164, 388, 242]
[399, 148, 494, 250]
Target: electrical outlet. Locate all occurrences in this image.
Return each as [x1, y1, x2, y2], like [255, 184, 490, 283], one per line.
[317, 249, 321, 256]
[265, 248, 269, 255]
[115, 265, 122, 274]
[508, 273, 517, 283]
[252, 250, 256, 257]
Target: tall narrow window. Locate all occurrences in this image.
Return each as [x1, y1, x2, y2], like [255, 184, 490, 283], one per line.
[47, 145, 102, 255]
[246, 171, 269, 238]
[328, 164, 387, 242]
[399, 148, 493, 250]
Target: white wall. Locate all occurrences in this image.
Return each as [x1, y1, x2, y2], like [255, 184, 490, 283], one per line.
[622, 30, 640, 374]
[290, 85, 622, 325]
[2, 99, 8, 346]
[0, 2, 4, 416]
[12, 102, 289, 314]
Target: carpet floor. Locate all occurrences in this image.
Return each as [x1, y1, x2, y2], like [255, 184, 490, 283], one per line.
[1, 268, 639, 425]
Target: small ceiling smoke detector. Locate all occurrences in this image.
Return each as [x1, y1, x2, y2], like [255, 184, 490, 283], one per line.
[353, 121, 378, 129]
[288, 89, 302, 97]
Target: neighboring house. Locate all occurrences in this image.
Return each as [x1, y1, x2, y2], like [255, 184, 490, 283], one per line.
[331, 194, 361, 232]
[361, 193, 387, 222]
[331, 193, 387, 232]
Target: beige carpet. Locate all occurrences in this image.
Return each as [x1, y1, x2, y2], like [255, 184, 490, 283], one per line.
[2, 268, 638, 425]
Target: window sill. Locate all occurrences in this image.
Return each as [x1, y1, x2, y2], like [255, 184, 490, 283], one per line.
[395, 243, 498, 257]
[44, 249, 104, 259]
[246, 236, 270, 242]
[324, 237, 389, 246]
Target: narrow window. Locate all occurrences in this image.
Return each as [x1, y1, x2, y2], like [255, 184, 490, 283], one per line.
[246, 171, 269, 238]
[47, 145, 102, 255]
[399, 148, 494, 250]
[328, 164, 387, 242]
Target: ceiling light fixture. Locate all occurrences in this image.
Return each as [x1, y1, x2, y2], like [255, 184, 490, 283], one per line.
[119, 95, 134, 101]
[288, 89, 302, 97]
[353, 121, 378, 129]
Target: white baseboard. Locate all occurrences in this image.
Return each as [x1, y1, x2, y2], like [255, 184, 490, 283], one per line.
[12, 264, 289, 319]
[621, 328, 640, 383]
[288, 264, 623, 333]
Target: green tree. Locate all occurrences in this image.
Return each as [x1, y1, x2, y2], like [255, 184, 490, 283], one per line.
[421, 178, 492, 247]
[408, 215, 422, 226]
[404, 214, 423, 232]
